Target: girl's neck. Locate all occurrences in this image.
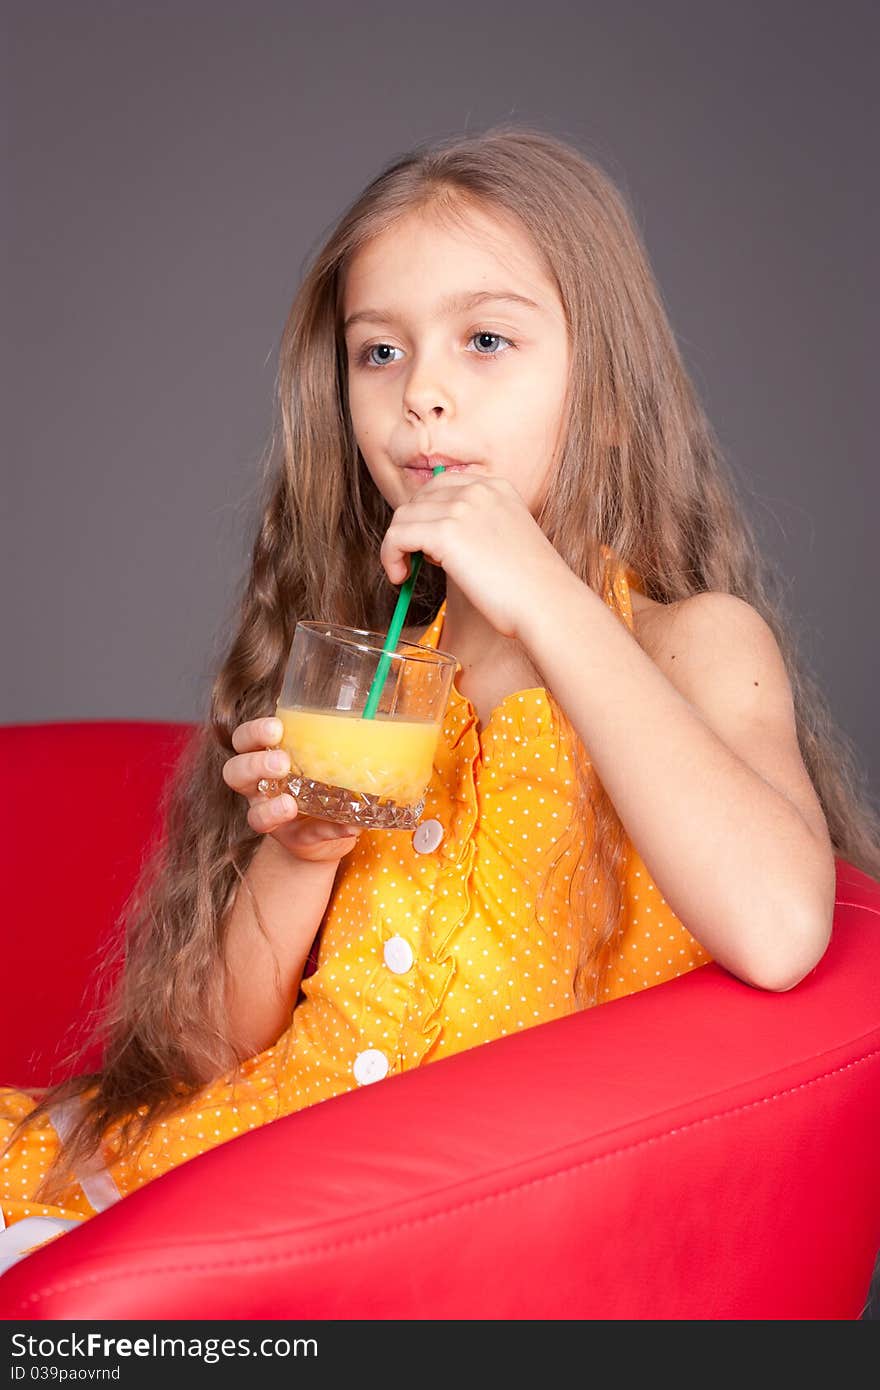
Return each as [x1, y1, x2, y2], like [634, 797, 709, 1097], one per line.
[439, 581, 519, 670]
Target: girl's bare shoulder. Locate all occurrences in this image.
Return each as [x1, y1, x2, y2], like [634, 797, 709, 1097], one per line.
[630, 588, 790, 703]
[631, 588, 759, 672]
[629, 587, 833, 856]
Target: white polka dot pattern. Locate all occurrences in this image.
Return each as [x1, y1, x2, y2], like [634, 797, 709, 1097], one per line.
[0, 546, 710, 1247]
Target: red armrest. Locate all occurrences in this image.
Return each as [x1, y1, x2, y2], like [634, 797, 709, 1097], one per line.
[2, 724, 879, 1319]
[0, 721, 195, 1087]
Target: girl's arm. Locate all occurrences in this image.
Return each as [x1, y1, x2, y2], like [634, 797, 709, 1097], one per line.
[222, 837, 339, 1055]
[519, 576, 837, 992]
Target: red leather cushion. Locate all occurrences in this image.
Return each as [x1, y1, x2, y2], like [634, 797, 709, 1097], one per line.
[0, 721, 193, 1086]
[2, 724, 879, 1319]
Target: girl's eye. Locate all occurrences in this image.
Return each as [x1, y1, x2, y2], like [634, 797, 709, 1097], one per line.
[467, 330, 515, 359]
[355, 330, 515, 369]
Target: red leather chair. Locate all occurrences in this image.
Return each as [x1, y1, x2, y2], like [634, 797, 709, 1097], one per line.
[1, 721, 879, 1320]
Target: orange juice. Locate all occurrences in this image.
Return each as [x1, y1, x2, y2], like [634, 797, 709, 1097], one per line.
[275, 704, 440, 804]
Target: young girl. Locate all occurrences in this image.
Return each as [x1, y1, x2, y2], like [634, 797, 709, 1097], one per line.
[3, 124, 878, 1273]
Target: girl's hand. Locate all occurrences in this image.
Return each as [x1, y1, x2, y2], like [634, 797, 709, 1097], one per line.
[380, 471, 571, 640]
[222, 717, 364, 865]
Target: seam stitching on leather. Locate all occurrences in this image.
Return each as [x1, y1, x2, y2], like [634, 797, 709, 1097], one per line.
[15, 1041, 880, 1309]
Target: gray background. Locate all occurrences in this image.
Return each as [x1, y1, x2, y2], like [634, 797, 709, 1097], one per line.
[3, 0, 878, 797]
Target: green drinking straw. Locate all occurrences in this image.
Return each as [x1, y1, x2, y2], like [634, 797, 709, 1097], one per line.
[362, 463, 446, 720]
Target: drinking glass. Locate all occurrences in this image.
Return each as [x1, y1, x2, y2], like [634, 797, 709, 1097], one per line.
[266, 621, 457, 830]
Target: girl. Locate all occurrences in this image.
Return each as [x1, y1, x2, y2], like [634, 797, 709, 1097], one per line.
[3, 124, 878, 1273]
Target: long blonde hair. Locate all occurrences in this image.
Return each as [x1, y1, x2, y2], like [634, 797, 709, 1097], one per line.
[10, 123, 879, 1205]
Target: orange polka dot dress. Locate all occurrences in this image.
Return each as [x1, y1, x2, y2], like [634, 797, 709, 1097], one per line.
[0, 547, 710, 1270]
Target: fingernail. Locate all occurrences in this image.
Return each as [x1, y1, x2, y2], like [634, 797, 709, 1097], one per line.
[267, 751, 289, 773]
[268, 719, 283, 740]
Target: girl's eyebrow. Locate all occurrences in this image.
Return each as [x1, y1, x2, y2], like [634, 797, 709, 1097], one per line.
[343, 288, 543, 333]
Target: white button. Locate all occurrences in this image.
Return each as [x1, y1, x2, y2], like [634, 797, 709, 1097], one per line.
[383, 935, 414, 974]
[412, 818, 444, 853]
[353, 1048, 389, 1085]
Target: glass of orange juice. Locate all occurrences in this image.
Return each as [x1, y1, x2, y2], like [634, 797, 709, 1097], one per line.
[268, 622, 458, 830]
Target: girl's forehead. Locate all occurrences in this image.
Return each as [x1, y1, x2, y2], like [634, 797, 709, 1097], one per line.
[342, 210, 556, 314]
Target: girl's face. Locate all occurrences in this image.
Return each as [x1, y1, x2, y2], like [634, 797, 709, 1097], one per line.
[342, 203, 570, 516]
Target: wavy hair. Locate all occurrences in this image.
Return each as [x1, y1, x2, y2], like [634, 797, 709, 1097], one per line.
[8, 123, 879, 1206]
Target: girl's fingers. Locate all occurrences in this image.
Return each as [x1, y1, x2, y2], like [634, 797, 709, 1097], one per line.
[229, 718, 364, 850]
[231, 716, 284, 755]
[246, 793, 299, 834]
[223, 746, 291, 794]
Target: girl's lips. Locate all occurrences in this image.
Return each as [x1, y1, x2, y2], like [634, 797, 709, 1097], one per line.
[404, 462, 473, 475]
